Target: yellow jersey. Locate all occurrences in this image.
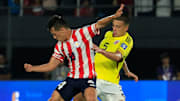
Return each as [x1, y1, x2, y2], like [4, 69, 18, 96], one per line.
[95, 31, 133, 84]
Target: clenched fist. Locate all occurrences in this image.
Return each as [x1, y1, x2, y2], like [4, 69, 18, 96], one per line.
[24, 63, 33, 72]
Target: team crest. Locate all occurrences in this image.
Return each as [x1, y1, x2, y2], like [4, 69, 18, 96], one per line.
[74, 41, 80, 48]
[121, 43, 128, 50]
[114, 40, 120, 44]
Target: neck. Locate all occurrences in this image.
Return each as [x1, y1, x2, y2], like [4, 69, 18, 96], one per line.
[163, 64, 169, 67]
[66, 29, 72, 40]
[114, 32, 126, 37]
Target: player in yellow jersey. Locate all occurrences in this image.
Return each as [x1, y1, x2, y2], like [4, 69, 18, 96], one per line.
[93, 29, 138, 101]
[73, 16, 138, 101]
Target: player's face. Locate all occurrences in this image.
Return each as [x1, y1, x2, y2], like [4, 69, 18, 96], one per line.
[162, 57, 170, 65]
[50, 27, 68, 41]
[112, 20, 129, 37]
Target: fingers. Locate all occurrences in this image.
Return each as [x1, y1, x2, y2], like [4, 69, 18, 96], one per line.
[127, 72, 139, 82]
[134, 77, 138, 82]
[24, 63, 32, 72]
[96, 29, 100, 35]
[119, 4, 125, 11]
[93, 44, 97, 48]
[134, 75, 139, 82]
[115, 4, 124, 17]
[24, 63, 30, 68]
[136, 76, 139, 82]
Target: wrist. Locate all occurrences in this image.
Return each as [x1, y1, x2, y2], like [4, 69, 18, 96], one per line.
[125, 70, 130, 74]
[111, 15, 116, 19]
[100, 49, 105, 54]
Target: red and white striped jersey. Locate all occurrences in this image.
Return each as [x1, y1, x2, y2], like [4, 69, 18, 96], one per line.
[52, 23, 97, 79]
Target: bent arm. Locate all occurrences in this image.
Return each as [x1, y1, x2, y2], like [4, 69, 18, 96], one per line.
[100, 50, 122, 62]
[123, 61, 139, 82]
[24, 57, 62, 72]
[93, 44, 122, 61]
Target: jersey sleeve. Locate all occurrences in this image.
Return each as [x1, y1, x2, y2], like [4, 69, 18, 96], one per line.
[104, 31, 113, 38]
[118, 36, 133, 59]
[83, 23, 99, 38]
[52, 43, 64, 63]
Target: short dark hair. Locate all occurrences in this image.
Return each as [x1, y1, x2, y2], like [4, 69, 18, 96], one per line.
[114, 16, 130, 25]
[48, 15, 69, 31]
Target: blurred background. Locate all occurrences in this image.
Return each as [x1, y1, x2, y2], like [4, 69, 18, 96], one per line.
[0, 0, 180, 101]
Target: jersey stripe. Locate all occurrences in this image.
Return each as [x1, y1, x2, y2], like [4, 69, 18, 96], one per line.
[61, 42, 65, 57]
[79, 28, 94, 78]
[61, 42, 71, 77]
[55, 43, 60, 52]
[66, 41, 76, 78]
[72, 30, 84, 78]
[87, 25, 95, 38]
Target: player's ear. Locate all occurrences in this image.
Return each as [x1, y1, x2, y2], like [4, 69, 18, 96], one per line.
[125, 25, 129, 32]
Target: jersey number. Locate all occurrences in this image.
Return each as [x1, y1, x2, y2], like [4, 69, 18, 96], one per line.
[57, 81, 67, 90]
[103, 42, 109, 50]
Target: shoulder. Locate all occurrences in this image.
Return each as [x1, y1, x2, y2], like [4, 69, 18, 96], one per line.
[56, 41, 62, 46]
[124, 32, 133, 45]
[104, 31, 113, 38]
[54, 41, 63, 49]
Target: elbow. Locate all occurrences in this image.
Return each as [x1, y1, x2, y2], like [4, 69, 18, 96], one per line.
[115, 57, 123, 62]
[46, 63, 57, 72]
[115, 53, 123, 62]
[96, 22, 104, 29]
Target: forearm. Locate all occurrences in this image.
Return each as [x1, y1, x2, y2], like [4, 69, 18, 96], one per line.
[31, 63, 57, 72]
[123, 61, 130, 74]
[96, 15, 116, 29]
[100, 50, 122, 61]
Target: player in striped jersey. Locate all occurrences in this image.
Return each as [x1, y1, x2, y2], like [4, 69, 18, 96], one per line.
[24, 4, 125, 101]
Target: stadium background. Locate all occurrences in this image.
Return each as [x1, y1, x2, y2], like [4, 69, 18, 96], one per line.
[0, 0, 180, 101]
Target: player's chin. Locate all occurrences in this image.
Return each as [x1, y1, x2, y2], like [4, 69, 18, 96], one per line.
[113, 33, 117, 36]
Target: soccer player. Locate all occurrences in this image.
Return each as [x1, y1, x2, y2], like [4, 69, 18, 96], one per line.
[24, 4, 125, 101]
[94, 16, 138, 101]
[74, 16, 138, 101]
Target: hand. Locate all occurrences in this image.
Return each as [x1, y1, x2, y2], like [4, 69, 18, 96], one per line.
[114, 4, 124, 18]
[93, 44, 104, 53]
[96, 28, 100, 35]
[125, 71, 139, 82]
[24, 63, 33, 72]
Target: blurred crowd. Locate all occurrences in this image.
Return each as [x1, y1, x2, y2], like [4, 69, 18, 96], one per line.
[0, 0, 180, 17]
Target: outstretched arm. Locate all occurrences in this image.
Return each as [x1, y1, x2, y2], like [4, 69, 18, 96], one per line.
[24, 56, 62, 72]
[95, 4, 124, 30]
[123, 61, 138, 82]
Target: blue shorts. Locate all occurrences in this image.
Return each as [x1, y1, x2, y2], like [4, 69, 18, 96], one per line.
[55, 77, 96, 101]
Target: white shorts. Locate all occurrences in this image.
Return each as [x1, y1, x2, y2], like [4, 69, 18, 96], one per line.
[96, 79, 125, 101]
